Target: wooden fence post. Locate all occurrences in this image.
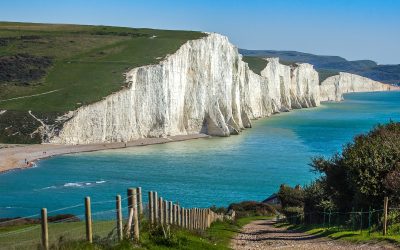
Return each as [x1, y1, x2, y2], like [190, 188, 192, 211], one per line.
[116, 195, 123, 241]
[196, 209, 198, 229]
[199, 209, 202, 230]
[127, 188, 134, 210]
[85, 197, 93, 243]
[203, 209, 206, 230]
[183, 207, 185, 228]
[169, 201, 173, 225]
[383, 196, 388, 236]
[203, 209, 207, 230]
[181, 208, 185, 228]
[132, 189, 139, 241]
[178, 206, 182, 227]
[164, 200, 169, 225]
[185, 208, 189, 229]
[136, 187, 143, 215]
[148, 191, 154, 224]
[159, 197, 164, 224]
[195, 208, 198, 229]
[207, 209, 211, 228]
[201, 209, 205, 230]
[41, 208, 48, 250]
[172, 204, 177, 225]
[189, 209, 192, 229]
[197, 208, 201, 229]
[153, 192, 158, 224]
[126, 208, 133, 238]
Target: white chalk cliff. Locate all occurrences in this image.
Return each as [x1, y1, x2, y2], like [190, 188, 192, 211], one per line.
[49, 33, 397, 144]
[320, 72, 395, 101]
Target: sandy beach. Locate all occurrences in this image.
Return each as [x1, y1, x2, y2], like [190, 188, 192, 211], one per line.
[0, 134, 209, 173]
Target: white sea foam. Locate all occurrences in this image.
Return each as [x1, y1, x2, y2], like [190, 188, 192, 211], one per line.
[42, 186, 56, 190]
[61, 180, 106, 188]
[64, 182, 82, 187]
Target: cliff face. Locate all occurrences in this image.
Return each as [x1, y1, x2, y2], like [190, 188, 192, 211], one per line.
[320, 72, 396, 101]
[49, 33, 395, 145]
[49, 34, 320, 144]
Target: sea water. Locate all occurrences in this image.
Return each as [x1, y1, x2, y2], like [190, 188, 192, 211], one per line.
[0, 91, 399, 218]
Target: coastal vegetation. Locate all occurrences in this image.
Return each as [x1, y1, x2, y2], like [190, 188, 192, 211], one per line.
[277, 122, 400, 244]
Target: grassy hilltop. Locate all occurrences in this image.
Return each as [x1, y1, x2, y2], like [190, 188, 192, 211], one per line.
[240, 49, 400, 84]
[0, 22, 204, 111]
[0, 22, 204, 143]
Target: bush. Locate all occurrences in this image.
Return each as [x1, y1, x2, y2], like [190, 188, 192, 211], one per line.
[282, 207, 303, 224]
[228, 201, 276, 218]
[209, 205, 226, 214]
[277, 184, 304, 208]
[310, 122, 400, 211]
[148, 225, 180, 247]
[0, 53, 52, 86]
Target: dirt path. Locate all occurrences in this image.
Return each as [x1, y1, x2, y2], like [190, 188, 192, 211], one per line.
[231, 219, 396, 250]
[0, 89, 62, 102]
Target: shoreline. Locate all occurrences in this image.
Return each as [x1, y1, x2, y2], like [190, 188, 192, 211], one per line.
[1, 90, 399, 174]
[0, 134, 209, 174]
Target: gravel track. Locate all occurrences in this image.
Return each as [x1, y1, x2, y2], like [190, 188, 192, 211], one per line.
[231, 219, 397, 250]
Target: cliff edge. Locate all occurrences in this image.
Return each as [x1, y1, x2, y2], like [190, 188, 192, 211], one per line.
[48, 33, 397, 144]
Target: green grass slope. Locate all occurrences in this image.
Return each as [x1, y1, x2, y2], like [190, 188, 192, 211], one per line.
[0, 22, 204, 143]
[242, 56, 269, 75]
[0, 22, 205, 111]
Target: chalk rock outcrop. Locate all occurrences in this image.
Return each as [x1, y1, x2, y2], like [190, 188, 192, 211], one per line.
[49, 33, 320, 144]
[320, 72, 396, 101]
[48, 33, 396, 145]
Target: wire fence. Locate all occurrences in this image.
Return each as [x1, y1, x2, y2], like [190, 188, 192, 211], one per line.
[278, 200, 400, 236]
[0, 187, 228, 249]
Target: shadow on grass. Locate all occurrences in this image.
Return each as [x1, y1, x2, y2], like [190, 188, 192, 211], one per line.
[331, 233, 360, 240]
[275, 221, 400, 248]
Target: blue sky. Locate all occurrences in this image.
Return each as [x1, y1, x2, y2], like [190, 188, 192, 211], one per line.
[1, 0, 399, 64]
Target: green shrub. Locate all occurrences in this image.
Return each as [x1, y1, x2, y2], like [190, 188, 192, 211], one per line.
[277, 184, 304, 208]
[228, 201, 276, 218]
[310, 122, 400, 212]
[282, 207, 303, 224]
[209, 205, 226, 214]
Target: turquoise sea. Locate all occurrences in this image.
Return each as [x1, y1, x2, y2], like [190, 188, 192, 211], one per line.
[0, 91, 399, 218]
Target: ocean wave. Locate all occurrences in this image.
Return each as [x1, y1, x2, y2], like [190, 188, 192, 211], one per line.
[63, 180, 107, 188]
[64, 182, 82, 187]
[36, 180, 107, 190]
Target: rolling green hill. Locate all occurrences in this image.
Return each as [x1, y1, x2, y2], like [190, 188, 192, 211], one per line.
[0, 22, 204, 111]
[0, 22, 204, 143]
[239, 49, 400, 85]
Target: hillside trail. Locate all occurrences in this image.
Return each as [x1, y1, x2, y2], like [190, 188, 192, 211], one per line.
[231, 218, 397, 250]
